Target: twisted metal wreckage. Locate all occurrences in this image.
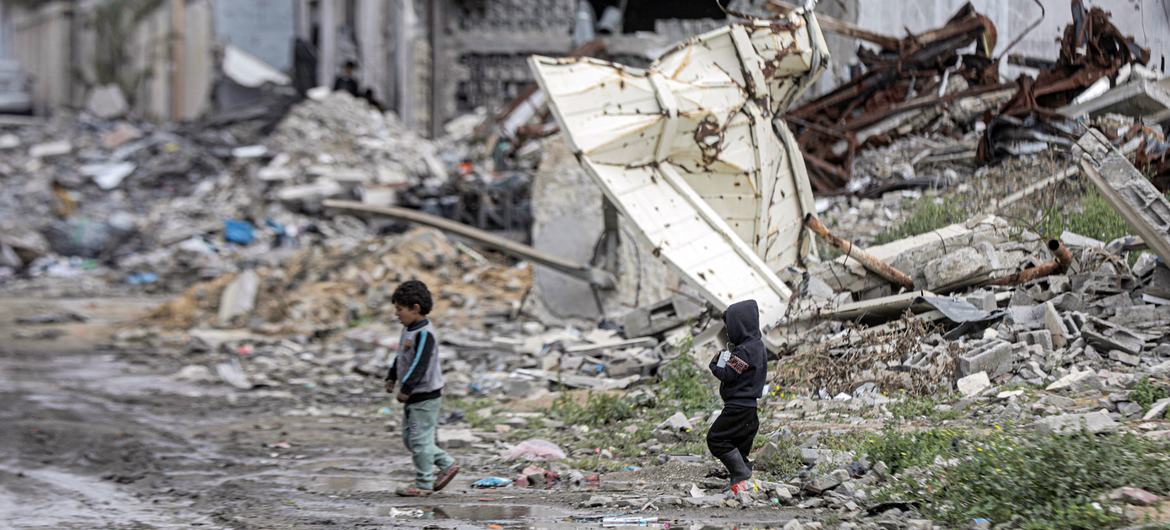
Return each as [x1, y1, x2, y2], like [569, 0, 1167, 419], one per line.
[530, 6, 829, 349]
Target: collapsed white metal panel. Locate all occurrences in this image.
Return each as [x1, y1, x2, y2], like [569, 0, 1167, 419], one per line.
[530, 10, 828, 343]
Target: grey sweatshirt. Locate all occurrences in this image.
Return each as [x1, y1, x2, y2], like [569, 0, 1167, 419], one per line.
[386, 319, 444, 403]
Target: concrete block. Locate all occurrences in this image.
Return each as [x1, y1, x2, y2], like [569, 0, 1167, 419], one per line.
[958, 340, 1013, 379]
[923, 247, 990, 291]
[1033, 410, 1119, 435]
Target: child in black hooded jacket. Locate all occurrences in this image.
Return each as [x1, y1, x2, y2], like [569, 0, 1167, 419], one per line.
[706, 299, 767, 494]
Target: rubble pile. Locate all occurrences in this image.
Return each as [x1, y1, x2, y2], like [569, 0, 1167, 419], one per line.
[6, 4, 1170, 529]
[0, 92, 497, 293]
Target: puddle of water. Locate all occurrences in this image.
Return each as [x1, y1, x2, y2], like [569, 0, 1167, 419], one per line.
[318, 475, 402, 492]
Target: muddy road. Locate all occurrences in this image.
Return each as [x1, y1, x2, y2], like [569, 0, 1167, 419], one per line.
[0, 297, 805, 529]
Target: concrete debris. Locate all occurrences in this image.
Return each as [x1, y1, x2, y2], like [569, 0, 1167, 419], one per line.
[217, 269, 259, 324]
[1033, 410, 1119, 435]
[956, 371, 991, 398]
[1076, 129, 1170, 265]
[6, 10, 1170, 528]
[85, 85, 129, 120]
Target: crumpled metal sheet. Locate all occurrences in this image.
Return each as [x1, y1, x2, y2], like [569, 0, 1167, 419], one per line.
[530, 10, 828, 345]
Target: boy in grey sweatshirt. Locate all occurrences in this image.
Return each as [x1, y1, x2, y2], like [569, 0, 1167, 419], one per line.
[384, 280, 459, 496]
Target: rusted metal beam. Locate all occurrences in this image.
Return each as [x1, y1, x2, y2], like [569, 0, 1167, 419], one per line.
[988, 240, 1073, 286]
[804, 214, 915, 289]
[323, 200, 616, 289]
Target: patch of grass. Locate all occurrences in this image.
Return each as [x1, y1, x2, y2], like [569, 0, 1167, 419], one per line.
[448, 398, 499, 430]
[887, 396, 961, 422]
[885, 431, 1170, 529]
[751, 433, 804, 478]
[658, 345, 721, 416]
[1131, 377, 1170, 413]
[874, 197, 970, 245]
[861, 427, 966, 475]
[548, 391, 636, 427]
[1038, 190, 1131, 242]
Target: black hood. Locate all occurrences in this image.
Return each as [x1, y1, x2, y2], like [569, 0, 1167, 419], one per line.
[723, 300, 760, 344]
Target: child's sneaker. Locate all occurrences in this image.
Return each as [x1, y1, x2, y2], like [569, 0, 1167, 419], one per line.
[433, 463, 460, 492]
[395, 485, 433, 497]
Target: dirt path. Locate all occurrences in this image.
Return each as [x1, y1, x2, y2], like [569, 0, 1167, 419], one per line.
[0, 297, 806, 529]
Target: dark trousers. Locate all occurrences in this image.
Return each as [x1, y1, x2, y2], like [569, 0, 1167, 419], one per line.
[706, 404, 759, 458]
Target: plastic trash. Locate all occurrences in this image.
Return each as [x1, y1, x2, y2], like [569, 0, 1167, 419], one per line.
[126, 272, 158, 285]
[602, 516, 658, 527]
[502, 439, 566, 461]
[471, 477, 512, 488]
[223, 219, 255, 245]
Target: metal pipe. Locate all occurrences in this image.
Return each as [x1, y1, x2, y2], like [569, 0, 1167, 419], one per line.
[803, 214, 915, 289]
[988, 240, 1072, 286]
[323, 199, 616, 289]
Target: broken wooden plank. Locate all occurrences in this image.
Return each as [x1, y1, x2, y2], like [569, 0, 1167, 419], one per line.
[1075, 129, 1170, 265]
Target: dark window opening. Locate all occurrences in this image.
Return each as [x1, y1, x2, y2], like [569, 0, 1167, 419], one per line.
[586, 0, 727, 34]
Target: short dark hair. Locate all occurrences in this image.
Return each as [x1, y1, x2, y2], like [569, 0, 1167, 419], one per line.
[392, 280, 433, 315]
[343, 60, 358, 70]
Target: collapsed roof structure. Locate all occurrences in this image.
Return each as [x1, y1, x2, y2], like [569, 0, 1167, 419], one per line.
[530, 7, 829, 348]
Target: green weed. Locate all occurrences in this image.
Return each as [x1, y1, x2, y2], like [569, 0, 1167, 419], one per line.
[1131, 378, 1170, 413]
[1038, 190, 1131, 242]
[874, 197, 970, 245]
[861, 426, 966, 475]
[883, 430, 1170, 529]
[888, 396, 961, 422]
[548, 391, 636, 427]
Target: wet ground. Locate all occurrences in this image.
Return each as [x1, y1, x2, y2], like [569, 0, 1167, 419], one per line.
[0, 297, 808, 529]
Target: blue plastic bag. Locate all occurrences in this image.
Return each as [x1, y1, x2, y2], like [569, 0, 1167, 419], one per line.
[224, 219, 255, 246]
[471, 477, 512, 488]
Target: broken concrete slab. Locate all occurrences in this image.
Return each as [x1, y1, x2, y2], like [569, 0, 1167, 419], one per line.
[28, 140, 72, 158]
[1144, 398, 1170, 421]
[85, 84, 129, 120]
[1043, 302, 1071, 348]
[621, 296, 704, 338]
[1076, 129, 1170, 265]
[218, 269, 259, 324]
[1033, 410, 1119, 435]
[1046, 369, 1104, 393]
[1060, 79, 1170, 124]
[923, 246, 990, 292]
[957, 371, 991, 397]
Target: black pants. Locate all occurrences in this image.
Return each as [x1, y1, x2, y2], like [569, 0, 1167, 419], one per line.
[706, 405, 759, 458]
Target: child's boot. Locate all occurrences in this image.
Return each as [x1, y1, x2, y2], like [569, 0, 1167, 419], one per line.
[715, 448, 753, 491]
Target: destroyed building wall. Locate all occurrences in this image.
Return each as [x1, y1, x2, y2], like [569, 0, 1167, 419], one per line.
[529, 137, 675, 323]
[855, 0, 1170, 78]
[2, 0, 219, 120]
[4, 1, 74, 115]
